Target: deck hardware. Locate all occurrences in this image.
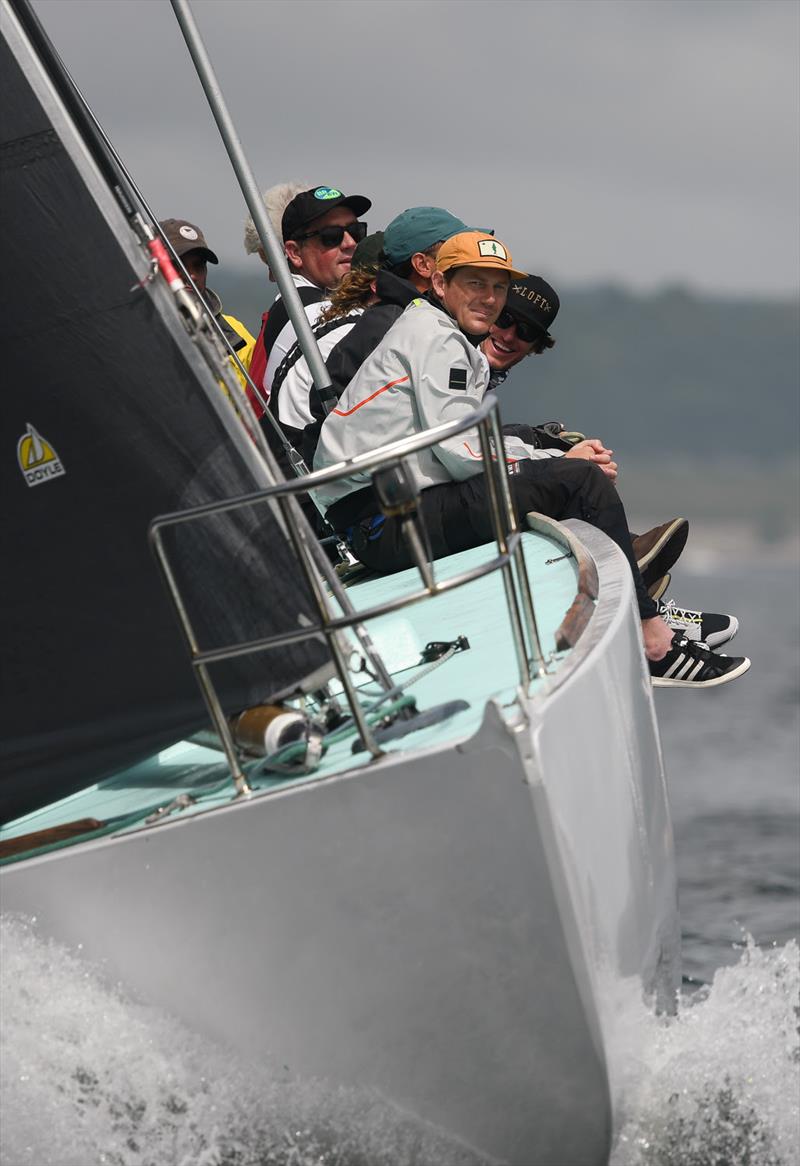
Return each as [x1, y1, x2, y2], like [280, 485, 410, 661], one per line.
[129, 253, 159, 292]
[420, 636, 470, 663]
[311, 688, 347, 732]
[350, 697, 470, 754]
[372, 461, 419, 518]
[258, 724, 326, 777]
[478, 416, 545, 684]
[373, 459, 435, 592]
[145, 793, 196, 825]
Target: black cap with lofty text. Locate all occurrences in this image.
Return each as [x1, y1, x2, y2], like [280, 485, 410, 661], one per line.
[506, 275, 560, 339]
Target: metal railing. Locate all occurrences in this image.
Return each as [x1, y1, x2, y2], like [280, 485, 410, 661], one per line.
[150, 394, 550, 796]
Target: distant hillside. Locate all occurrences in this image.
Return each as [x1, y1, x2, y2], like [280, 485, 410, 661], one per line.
[213, 271, 799, 534]
[498, 284, 799, 463]
[215, 273, 798, 456]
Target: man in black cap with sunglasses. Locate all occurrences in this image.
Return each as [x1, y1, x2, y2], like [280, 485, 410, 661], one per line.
[260, 185, 371, 413]
[484, 276, 616, 474]
[480, 274, 746, 680]
[481, 275, 691, 592]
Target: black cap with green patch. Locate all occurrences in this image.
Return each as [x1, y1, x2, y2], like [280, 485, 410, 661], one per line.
[282, 186, 371, 241]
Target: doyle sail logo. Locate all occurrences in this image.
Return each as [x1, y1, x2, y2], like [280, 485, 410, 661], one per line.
[17, 423, 66, 488]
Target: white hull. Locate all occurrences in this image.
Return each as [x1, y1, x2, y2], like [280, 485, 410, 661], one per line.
[0, 523, 679, 1164]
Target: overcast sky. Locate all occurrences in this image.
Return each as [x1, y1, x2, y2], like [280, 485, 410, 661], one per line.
[31, 0, 800, 296]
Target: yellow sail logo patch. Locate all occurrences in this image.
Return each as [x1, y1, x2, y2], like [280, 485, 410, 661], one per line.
[17, 422, 66, 487]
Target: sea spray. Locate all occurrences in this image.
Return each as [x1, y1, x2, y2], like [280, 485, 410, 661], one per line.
[611, 937, 800, 1166]
[0, 915, 490, 1166]
[3, 915, 798, 1166]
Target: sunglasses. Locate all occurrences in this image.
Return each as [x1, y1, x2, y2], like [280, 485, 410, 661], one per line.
[293, 221, 368, 249]
[495, 308, 544, 345]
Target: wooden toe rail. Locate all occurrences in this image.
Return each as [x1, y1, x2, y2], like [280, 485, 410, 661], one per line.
[525, 514, 599, 651]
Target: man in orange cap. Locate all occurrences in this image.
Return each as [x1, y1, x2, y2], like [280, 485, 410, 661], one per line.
[315, 230, 525, 516]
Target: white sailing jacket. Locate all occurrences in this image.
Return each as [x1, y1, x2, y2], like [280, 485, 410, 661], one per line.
[276, 315, 360, 431]
[313, 297, 562, 512]
[263, 274, 328, 399]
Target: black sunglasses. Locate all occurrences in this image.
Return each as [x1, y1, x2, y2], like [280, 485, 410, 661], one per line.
[293, 221, 368, 249]
[495, 308, 543, 345]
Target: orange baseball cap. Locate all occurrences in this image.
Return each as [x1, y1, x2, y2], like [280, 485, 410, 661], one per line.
[435, 231, 527, 279]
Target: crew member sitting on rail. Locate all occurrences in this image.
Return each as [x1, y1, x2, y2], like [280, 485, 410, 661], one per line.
[159, 218, 255, 392]
[483, 274, 687, 596]
[479, 273, 742, 658]
[313, 231, 750, 688]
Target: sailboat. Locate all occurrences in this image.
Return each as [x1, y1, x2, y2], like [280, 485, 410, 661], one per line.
[0, 0, 680, 1161]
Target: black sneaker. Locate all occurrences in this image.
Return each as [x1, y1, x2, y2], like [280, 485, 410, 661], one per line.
[650, 632, 750, 688]
[657, 598, 738, 648]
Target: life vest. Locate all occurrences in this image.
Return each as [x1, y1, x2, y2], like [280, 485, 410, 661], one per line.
[246, 311, 270, 419]
[247, 286, 327, 420]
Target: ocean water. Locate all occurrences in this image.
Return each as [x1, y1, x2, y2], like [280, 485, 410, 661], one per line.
[656, 561, 800, 986]
[1, 563, 798, 1166]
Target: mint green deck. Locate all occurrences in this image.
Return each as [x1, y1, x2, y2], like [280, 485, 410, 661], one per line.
[1, 528, 579, 856]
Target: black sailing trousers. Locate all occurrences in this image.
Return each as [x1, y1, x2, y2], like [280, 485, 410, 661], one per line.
[349, 458, 658, 620]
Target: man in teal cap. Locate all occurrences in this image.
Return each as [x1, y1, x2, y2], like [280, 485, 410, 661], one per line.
[382, 206, 475, 278]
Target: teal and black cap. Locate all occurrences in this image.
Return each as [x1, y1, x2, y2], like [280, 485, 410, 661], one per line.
[282, 186, 372, 241]
[352, 230, 385, 272]
[383, 206, 485, 266]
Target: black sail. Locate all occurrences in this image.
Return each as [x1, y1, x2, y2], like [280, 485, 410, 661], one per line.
[0, 3, 331, 822]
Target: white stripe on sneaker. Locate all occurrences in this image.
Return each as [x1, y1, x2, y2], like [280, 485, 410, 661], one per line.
[653, 655, 752, 689]
[664, 653, 687, 679]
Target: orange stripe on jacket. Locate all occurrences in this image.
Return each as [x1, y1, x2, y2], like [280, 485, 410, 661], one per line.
[333, 375, 410, 417]
[463, 441, 517, 463]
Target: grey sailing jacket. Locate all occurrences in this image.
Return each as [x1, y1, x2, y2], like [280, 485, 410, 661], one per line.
[313, 296, 560, 513]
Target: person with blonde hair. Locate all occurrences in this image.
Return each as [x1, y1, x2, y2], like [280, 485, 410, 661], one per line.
[243, 180, 309, 269]
[242, 181, 308, 417]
